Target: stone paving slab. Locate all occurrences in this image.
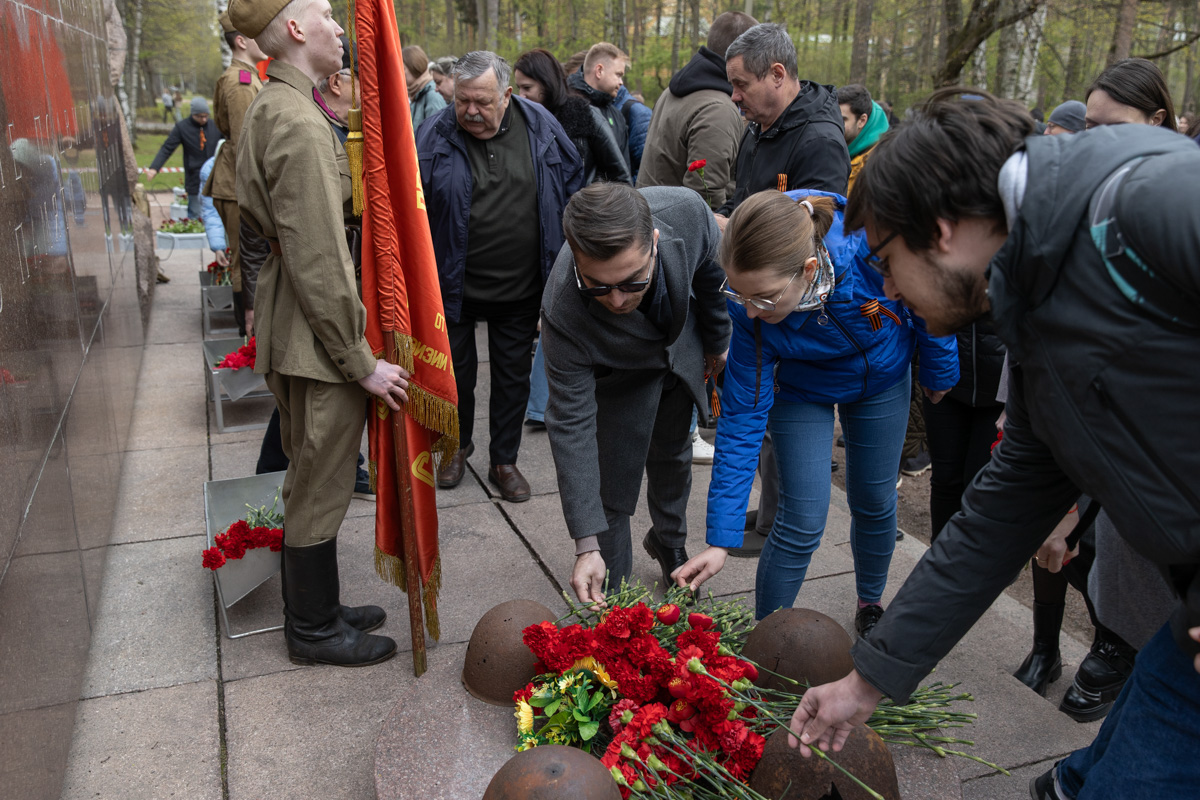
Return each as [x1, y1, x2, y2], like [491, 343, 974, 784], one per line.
[139, 341, 208, 388]
[81, 536, 218, 698]
[61, 680, 222, 800]
[224, 660, 420, 800]
[146, 305, 202, 346]
[125, 385, 209, 451]
[110, 445, 208, 544]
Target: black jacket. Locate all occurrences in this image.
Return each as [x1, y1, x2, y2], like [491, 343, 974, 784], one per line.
[945, 318, 1006, 408]
[852, 125, 1200, 702]
[716, 81, 850, 216]
[568, 69, 631, 171]
[553, 96, 631, 185]
[149, 116, 220, 196]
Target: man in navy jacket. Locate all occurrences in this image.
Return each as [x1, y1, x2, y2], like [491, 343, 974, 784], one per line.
[417, 51, 583, 502]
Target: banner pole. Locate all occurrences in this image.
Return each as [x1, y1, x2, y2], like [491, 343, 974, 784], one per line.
[388, 337, 428, 677]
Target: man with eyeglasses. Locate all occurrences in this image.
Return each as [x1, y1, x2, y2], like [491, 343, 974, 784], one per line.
[541, 183, 730, 603]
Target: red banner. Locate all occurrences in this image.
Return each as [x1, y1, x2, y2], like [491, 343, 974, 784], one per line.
[355, 0, 458, 640]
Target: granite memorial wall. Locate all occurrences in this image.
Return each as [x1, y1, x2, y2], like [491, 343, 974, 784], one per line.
[0, 0, 144, 795]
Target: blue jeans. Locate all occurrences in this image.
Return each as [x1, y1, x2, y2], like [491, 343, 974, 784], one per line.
[525, 337, 548, 423]
[1057, 624, 1200, 799]
[187, 194, 203, 220]
[755, 374, 909, 620]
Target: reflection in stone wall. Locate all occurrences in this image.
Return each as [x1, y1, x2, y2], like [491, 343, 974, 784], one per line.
[0, 0, 144, 796]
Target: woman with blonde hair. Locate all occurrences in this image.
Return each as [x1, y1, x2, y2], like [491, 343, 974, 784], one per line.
[675, 190, 958, 633]
[403, 44, 447, 131]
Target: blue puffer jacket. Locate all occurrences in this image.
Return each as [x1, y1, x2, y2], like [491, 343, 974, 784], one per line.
[705, 190, 959, 547]
[416, 96, 584, 323]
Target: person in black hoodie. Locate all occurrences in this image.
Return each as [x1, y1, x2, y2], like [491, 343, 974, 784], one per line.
[637, 11, 757, 211]
[787, 89, 1200, 800]
[567, 42, 632, 172]
[715, 23, 850, 227]
[514, 48, 630, 186]
[144, 97, 220, 219]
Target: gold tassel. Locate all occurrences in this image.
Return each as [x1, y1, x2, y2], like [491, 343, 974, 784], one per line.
[347, 108, 365, 217]
[373, 547, 442, 640]
[367, 458, 378, 493]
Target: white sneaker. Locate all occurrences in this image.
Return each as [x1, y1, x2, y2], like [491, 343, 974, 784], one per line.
[691, 430, 715, 465]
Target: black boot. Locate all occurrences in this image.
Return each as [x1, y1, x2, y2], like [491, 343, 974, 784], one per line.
[1013, 602, 1064, 696]
[1059, 631, 1136, 722]
[280, 537, 386, 632]
[642, 529, 688, 591]
[282, 539, 397, 667]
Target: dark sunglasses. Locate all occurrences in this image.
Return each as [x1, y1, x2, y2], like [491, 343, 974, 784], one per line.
[865, 230, 898, 277]
[573, 247, 655, 297]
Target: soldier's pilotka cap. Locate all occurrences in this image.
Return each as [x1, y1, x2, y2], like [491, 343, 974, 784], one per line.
[218, 9, 236, 35]
[227, 0, 292, 39]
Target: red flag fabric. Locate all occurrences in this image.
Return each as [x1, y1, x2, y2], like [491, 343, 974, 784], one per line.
[355, 0, 458, 640]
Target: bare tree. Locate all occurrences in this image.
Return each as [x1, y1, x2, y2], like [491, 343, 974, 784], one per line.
[935, 0, 1044, 87]
[1109, 0, 1139, 64]
[849, 0, 874, 84]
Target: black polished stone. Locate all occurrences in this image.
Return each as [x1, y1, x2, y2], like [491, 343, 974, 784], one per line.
[0, 0, 145, 795]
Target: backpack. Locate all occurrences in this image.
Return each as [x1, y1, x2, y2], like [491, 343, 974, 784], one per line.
[1089, 156, 1199, 329]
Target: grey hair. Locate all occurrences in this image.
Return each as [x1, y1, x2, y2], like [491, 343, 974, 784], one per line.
[317, 69, 350, 95]
[725, 23, 797, 80]
[429, 56, 457, 76]
[452, 51, 510, 89]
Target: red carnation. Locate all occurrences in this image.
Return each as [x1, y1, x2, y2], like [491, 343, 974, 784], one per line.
[512, 683, 535, 704]
[687, 612, 715, 631]
[688, 159, 707, 172]
[656, 603, 681, 625]
[666, 698, 696, 724]
[202, 547, 226, 570]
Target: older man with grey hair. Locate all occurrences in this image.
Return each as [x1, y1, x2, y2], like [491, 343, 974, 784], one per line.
[715, 23, 849, 227]
[416, 51, 583, 502]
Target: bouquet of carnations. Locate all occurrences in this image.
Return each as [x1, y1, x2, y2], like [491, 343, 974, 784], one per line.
[514, 583, 1001, 799]
[206, 254, 232, 286]
[201, 492, 283, 570]
[215, 337, 256, 370]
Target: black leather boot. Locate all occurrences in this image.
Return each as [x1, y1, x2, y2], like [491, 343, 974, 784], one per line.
[642, 529, 688, 591]
[1059, 632, 1136, 722]
[283, 539, 397, 667]
[280, 537, 386, 632]
[1013, 602, 1064, 695]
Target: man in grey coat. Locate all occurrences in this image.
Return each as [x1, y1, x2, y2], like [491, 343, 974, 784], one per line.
[541, 184, 731, 604]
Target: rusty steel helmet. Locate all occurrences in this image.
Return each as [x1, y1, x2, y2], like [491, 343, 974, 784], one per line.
[740, 608, 855, 692]
[483, 745, 622, 800]
[749, 724, 900, 800]
[463, 599, 556, 705]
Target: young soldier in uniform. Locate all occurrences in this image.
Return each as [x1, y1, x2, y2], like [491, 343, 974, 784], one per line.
[211, 10, 267, 334]
[230, 0, 410, 667]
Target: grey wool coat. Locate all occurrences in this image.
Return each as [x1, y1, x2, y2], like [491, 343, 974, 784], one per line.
[541, 186, 731, 543]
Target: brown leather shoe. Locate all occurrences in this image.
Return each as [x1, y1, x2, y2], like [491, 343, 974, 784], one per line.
[436, 442, 473, 489]
[487, 464, 531, 502]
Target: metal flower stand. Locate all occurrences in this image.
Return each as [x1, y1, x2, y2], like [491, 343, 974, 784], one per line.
[204, 471, 288, 639]
[203, 338, 272, 433]
[199, 269, 238, 338]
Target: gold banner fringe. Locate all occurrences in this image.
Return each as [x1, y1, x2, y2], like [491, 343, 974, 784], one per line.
[383, 331, 461, 470]
[373, 546, 441, 640]
[367, 458, 378, 494]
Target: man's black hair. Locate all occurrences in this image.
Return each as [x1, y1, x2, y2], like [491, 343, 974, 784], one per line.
[845, 87, 1034, 251]
[836, 84, 872, 119]
[224, 31, 240, 52]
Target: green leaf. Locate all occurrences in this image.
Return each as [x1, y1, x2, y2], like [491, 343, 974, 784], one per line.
[528, 694, 554, 708]
[544, 698, 562, 717]
[573, 708, 592, 722]
[579, 720, 600, 741]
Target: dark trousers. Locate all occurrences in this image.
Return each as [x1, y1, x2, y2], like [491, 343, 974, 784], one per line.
[598, 375, 694, 588]
[447, 295, 541, 466]
[923, 395, 1004, 542]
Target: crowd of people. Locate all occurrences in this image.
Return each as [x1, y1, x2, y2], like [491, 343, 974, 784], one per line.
[169, 0, 1198, 797]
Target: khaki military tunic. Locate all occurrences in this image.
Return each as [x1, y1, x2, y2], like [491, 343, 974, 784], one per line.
[211, 58, 262, 292]
[236, 59, 375, 545]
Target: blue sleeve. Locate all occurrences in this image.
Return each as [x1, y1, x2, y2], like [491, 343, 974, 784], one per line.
[149, 124, 182, 171]
[628, 101, 651, 164]
[913, 314, 959, 391]
[198, 158, 226, 251]
[705, 306, 776, 548]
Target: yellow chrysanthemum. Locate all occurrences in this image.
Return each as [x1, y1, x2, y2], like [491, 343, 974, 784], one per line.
[516, 737, 538, 752]
[569, 656, 619, 690]
[515, 700, 534, 735]
[557, 672, 580, 692]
